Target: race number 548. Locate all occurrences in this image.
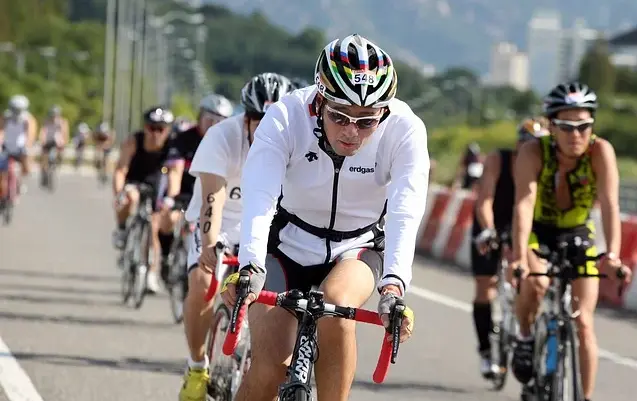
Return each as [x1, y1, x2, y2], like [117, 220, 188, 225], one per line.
[352, 72, 375, 85]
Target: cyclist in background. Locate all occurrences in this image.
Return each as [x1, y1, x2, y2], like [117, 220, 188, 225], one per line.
[178, 76, 292, 401]
[39, 105, 69, 178]
[220, 34, 421, 401]
[1, 95, 37, 179]
[452, 142, 483, 190]
[470, 117, 547, 380]
[112, 106, 182, 294]
[173, 116, 195, 134]
[510, 82, 632, 401]
[160, 93, 234, 280]
[73, 122, 91, 168]
[93, 122, 115, 172]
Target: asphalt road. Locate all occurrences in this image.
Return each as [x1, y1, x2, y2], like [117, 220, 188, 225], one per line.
[1, 169, 636, 401]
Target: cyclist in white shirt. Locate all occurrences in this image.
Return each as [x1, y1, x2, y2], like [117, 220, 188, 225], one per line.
[0, 95, 37, 177]
[39, 105, 69, 175]
[178, 73, 293, 401]
[220, 34, 428, 401]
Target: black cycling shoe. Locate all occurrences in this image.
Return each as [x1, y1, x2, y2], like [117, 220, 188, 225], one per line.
[512, 338, 535, 384]
[520, 382, 536, 401]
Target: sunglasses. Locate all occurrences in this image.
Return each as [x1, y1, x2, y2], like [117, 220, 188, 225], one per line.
[201, 111, 226, 125]
[552, 118, 594, 133]
[147, 124, 167, 133]
[324, 104, 382, 130]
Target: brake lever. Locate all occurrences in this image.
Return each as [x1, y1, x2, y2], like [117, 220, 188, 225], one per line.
[616, 266, 627, 298]
[229, 270, 250, 334]
[390, 299, 405, 364]
[513, 267, 523, 294]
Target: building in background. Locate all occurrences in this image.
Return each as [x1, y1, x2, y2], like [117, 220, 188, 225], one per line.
[487, 42, 528, 90]
[609, 26, 637, 69]
[557, 18, 599, 82]
[421, 63, 437, 78]
[526, 11, 601, 94]
[527, 9, 562, 95]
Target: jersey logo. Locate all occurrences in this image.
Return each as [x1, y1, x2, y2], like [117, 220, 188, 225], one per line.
[305, 151, 318, 162]
[349, 165, 375, 174]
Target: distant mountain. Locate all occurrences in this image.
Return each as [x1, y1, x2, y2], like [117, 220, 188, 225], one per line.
[203, 0, 637, 73]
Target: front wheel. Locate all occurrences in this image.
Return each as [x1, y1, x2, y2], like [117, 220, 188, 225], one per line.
[168, 246, 188, 324]
[120, 224, 140, 304]
[551, 319, 583, 401]
[1, 199, 12, 225]
[491, 279, 516, 390]
[207, 303, 251, 401]
[132, 221, 151, 309]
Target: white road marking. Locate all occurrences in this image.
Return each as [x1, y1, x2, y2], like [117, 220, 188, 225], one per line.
[409, 285, 637, 371]
[0, 336, 45, 401]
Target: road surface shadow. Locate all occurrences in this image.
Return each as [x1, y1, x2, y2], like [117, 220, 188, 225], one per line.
[0, 268, 118, 283]
[0, 293, 122, 307]
[0, 282, 122, 297]
[9, 352, 183, 375]
[0, 268, 119, 283]
[415, 253, 471, 277]
[0, 311, 175, 329]
[596, 304, 637, 325]
[352, 379, 467, 394]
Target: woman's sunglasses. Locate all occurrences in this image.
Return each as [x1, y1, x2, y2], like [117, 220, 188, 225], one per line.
[147, 124, 168, 133]
[324, 104, 382, 130]
[552, 118, 594, 133]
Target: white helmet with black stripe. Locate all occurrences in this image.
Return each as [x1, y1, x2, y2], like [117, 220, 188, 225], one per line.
[543, 81, 598, 117]
[314, 34, 397, 108]
[240, 72, 293, 116]
[199, 93, 234, 118]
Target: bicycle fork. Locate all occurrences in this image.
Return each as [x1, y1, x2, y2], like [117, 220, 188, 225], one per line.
[280, 314, 318, 397]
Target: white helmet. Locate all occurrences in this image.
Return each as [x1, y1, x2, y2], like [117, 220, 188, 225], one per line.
[199, 93, 234, 118]
[9, 95, 29, 112]
[77, 122, 90, 133]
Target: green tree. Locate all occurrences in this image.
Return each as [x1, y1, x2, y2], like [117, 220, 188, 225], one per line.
[578, 37, 616, 94]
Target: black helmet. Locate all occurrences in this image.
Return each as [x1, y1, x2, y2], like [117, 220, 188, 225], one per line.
[143, 106, 175, 125]
[543, 82, 598, 117]
[240, 73, 293, 116]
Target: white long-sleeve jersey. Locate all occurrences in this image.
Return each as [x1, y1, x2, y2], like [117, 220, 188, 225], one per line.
[238, 86, 430, 293]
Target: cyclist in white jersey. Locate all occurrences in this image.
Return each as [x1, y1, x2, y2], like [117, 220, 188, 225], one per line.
[220, 34, 428, 401]
[178, 73, 293, 401]
[0, 95, 37, 177]
[39, 105, 69, 174]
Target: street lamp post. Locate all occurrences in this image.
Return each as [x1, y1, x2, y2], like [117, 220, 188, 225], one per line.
[102, 0, 117, 128]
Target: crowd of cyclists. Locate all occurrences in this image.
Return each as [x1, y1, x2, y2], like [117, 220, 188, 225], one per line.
[1, 32, 633, 401]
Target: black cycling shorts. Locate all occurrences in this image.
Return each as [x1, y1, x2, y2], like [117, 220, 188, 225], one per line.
[470, 220, 508, 277]
[263, 247, 384, 294]
[124, 179, 161, 212]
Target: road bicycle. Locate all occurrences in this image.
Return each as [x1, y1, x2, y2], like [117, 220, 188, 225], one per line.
[514, 236, 626, 401]
[119, 183, 156, 309]
[476, 229, 517, 390]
